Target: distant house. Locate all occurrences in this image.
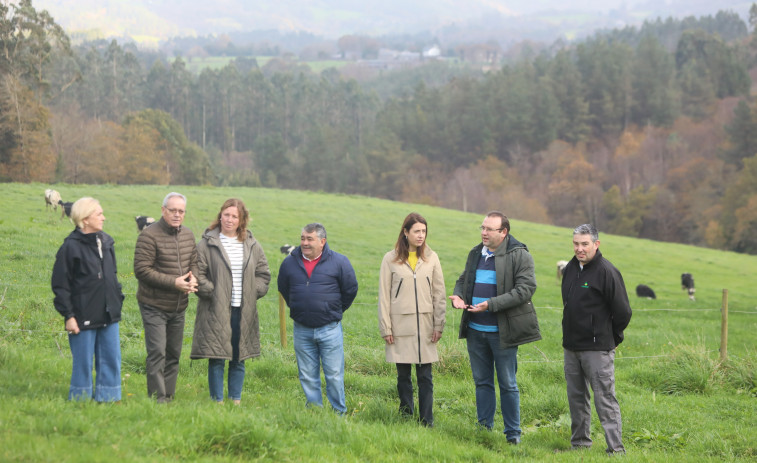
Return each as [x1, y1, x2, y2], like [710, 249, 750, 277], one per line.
[423, 45, 441, 58]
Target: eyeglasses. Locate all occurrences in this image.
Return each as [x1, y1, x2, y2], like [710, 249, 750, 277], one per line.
[479, 226, 503, 233]
[166, 208, 186, 215]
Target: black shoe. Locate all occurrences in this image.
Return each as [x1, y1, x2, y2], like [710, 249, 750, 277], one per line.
[507, 437, 520, 445]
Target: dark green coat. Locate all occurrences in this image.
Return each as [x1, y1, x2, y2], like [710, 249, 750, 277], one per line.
[454, 234, 541, 348]
[191, 227, 271, 361]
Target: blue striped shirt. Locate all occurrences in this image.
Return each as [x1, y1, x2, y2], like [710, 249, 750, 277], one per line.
[469, 248, 498, 332]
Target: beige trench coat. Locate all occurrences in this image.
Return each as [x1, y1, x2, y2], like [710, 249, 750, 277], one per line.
[378, 248, 446, 364]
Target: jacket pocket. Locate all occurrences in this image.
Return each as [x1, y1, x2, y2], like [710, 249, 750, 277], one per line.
[390, 313, 417, 336]
[505, 301, 540, 343]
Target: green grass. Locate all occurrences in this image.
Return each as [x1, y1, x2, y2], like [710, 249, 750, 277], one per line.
[0, 183, 755, 462]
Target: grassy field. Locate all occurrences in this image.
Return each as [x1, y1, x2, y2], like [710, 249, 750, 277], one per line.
[0, 183, 755, 462]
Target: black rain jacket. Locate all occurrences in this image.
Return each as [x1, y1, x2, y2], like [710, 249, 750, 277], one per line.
[52, 229, 124, 329]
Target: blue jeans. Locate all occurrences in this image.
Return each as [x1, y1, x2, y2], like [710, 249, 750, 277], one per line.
[68, 322, 121, 402]
[208, 359, 245, 401]
[208, 307, 245, 401]
[293, 321, 346, 413]
[466, 328, 521, 439]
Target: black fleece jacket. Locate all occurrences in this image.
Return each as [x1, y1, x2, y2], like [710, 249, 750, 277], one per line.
[561, 250, 631, 351]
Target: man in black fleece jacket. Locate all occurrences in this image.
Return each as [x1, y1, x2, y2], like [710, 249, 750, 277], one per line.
[561, 224, 632, 455]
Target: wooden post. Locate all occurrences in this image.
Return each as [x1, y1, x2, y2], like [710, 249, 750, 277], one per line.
[720, 289, 728, 362]
[279, 293, 287, 348]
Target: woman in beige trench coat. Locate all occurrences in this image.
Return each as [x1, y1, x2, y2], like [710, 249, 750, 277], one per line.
[378, 212, 446, 426]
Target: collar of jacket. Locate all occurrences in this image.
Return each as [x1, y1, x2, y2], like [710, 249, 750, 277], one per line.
[292, 241, 331, 263]
[157, 217, 181, 235]
[202, 227, 254, 245]
[477, 234, 528, 257]
[572, 249, 603, 269]
[70, 228, 109, 246]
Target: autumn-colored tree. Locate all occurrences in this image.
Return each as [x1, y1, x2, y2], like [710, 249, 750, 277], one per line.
[0, 81, 55, 181]
[720, 154, 757, 249]
[0, 0, 69, 181]
[77, 121, 124, 184]
[722, 99, 757, 168]
[731, 195, 757, 254]
[547, 147, 604, 227]
[122, 109, 212, 185]
[612, 129, 644, 195]
[602, 185, 658, 237]
[119, 122, 167, 185]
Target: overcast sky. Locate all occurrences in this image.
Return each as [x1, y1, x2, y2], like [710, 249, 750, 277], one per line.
[29, 0, 752, 40]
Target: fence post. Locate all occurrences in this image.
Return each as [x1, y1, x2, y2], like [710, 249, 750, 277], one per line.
[279, 293, 287, 348]
[720, 289, 728, 362]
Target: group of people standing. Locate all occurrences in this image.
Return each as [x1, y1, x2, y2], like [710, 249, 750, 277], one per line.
[51, 193, 631, 455]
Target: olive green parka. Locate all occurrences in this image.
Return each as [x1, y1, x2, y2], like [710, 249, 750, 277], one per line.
[191, 227, 271, 361]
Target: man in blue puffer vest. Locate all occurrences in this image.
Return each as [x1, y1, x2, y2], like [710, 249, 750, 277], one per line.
[278, 223, 358, 414]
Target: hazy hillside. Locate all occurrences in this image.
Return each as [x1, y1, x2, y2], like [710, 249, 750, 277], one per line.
[32, 0, 752, 44]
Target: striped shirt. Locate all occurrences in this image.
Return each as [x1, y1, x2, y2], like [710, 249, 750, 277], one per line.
[219, 233, 244, 307]
[469, 247, 499, 332]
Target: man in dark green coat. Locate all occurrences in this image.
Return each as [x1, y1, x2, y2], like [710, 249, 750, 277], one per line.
[449, 211, 541, 444]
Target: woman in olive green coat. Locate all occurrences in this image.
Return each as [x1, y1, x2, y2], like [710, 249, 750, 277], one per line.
[378, 212, 446, 426]
[191, 198, 270, 404]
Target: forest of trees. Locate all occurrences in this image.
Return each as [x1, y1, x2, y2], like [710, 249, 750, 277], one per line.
[4, 0, 757, 253]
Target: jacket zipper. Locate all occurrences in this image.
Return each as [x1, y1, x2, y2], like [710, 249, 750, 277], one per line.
[175, 232, 182, 312]
[414, 271, 421, 364]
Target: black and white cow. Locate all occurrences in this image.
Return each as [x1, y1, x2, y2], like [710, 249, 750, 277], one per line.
[681, 273, 696, 301]
[636, 284, 656, 299]
[58, 200, 73, 218]
[556, 260, 569, 282]
[135, 215, 155, 232]
[280, 244, 296, 255]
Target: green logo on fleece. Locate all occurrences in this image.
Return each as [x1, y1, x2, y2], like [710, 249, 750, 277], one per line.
[581, 282, 589, 288]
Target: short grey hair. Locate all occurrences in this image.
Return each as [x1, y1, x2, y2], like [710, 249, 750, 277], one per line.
[573, 223, 598, 242]
[303, 222, 327, 240]
[162, 192, 187, 207]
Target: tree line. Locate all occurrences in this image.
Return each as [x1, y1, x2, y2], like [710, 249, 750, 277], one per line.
[3, 0, 757, 253]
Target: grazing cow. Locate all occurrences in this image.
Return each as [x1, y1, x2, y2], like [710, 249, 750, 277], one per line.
[58, 200, 73, 218]
[636, 284, 656, 299]
[556, 260, 569, 281]
[280, 244, 295, 255]
[135, 215, 155, 232]
[681, 273, 696, 301]
[44, 189, 62, 211]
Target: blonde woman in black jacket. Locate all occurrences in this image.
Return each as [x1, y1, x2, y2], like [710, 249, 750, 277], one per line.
[52, 197, 124, 402]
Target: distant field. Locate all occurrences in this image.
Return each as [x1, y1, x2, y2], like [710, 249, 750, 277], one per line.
[0, 183, 754, 462]
[175, 55, 348, 74]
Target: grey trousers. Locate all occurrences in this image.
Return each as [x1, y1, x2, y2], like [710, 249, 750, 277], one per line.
[563, 348, 625, 454]
[140, 303, 186, 403]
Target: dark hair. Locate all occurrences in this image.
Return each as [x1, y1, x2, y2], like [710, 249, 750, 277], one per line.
[573, 223, 599, 242]
[209, 198, 250, 241]
[486, 211, 510, 232]
[394, 212, 428, 264]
